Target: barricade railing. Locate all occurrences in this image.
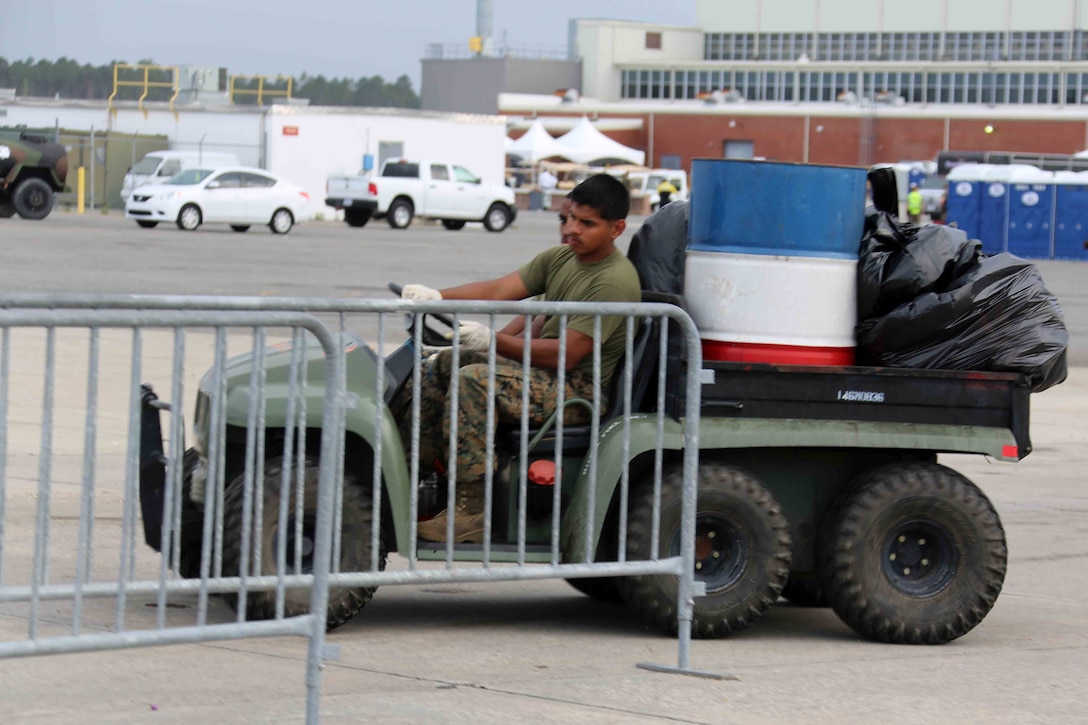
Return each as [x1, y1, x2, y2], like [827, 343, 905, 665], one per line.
[0, 294, 708, 722]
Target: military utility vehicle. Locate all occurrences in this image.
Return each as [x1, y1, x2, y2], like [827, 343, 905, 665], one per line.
[139, 281, 1026, 644]
[0, 131, 68, 220]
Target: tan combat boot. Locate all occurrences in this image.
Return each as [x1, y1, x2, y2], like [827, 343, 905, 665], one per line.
[416, 481, 485, 543]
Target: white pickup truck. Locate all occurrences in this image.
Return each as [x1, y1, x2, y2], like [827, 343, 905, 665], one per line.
[325, 159, 517, 232]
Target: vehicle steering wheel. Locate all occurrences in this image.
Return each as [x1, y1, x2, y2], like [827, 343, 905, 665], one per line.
[388, 282, 456, 347]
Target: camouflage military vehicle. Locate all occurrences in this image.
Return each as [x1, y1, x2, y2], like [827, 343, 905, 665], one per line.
[0, 131, 69, 220]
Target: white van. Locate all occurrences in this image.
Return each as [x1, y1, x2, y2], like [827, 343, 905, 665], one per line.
[120, 150, 240, 201]
[624, 168, 690, 211]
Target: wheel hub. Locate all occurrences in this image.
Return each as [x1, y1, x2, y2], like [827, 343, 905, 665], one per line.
[272, 514, 317, 573]
[672, 514, 748, 594]
[882, 520, 959, 597]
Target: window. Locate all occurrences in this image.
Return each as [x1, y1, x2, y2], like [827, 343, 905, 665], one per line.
[210, 172, 242, 189]
[430, 164, 450, 181]
[158, 160, 182, 177]
[382, 162, 419, 178]
[646, 32, 662, 50]
[453, 166, 479, 184]
[242, 172, 276, 188]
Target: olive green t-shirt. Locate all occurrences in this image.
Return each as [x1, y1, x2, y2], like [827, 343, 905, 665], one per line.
[518, 245, 642, 386]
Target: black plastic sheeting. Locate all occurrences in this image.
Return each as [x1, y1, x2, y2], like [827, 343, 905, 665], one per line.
[627, 199, 689, 295]
[856, 209, 1068, 392]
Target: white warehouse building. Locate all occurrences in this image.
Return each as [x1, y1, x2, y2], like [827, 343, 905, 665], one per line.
[572, 0, 1088, 107]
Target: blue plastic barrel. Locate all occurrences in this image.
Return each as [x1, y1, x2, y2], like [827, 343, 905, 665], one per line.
[685, 159, 866, 366]
[688, 159, 866, 259]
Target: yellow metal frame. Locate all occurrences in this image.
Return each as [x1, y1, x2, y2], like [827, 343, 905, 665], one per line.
[229, 75, 293, 105]
[108, 64, 179, 119]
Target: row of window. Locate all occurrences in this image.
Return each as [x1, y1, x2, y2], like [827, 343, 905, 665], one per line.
[620, 68, 1088, 105]
[704, 31, 1088, 62]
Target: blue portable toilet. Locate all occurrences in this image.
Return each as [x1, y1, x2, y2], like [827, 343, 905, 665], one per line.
[945, 164, 989, 240]
[1007, 167, 1056, 259]
[908, 166, 926, 190]
[974, 164, 1039, 255]
[1053, 170, 1088, 260]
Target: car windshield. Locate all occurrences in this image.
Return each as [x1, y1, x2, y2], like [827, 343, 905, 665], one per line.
[131, 157, 163, 174]
[166, 169, 215, 185]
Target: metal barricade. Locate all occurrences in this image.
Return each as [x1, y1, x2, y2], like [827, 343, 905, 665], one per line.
[0, 294, 707, 722]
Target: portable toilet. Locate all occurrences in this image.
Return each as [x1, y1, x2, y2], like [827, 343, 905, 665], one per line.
[976, 164, 1039, 255]
[1006, 167, 1056, 259]
[686, 159, 867, 366]
[1053, 170, 1088, 260]
[945, 164, 990, 240]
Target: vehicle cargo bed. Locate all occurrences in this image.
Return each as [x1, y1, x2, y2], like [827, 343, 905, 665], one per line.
[668, 361, 1032, 458]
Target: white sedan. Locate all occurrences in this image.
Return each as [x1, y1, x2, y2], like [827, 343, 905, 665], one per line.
[124, 167, 311, 234]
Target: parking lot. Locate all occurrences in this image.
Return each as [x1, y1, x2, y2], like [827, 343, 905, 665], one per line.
[0, 210, 1086, 724]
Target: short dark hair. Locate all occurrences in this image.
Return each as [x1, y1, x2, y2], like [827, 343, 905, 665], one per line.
[569, 173, 630, 221]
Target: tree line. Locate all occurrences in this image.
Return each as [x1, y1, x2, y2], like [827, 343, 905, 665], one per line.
[0, 57, 420, 109]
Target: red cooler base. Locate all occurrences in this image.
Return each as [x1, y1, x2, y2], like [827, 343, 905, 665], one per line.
[702, 339, 856, 366]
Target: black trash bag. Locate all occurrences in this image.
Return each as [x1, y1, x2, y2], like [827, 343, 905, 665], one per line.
[856, 253, 1068, 392]
[857, 209, 983, 320]
[627, 199, 689, 296]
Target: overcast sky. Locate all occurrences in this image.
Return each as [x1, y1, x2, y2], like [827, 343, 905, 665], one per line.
[1, 0, 695, 89]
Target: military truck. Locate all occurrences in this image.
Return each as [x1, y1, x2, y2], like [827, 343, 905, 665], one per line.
[0, 131, 69, 220]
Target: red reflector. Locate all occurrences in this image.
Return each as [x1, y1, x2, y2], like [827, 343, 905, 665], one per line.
[528, 460, 557, 486]
[368, 182, 378, 195]
[1002, 445, 1019, 459]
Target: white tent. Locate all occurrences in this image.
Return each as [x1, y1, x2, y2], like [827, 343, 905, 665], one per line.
[506, 120, 575, 162]
[555, 117, 646, 166]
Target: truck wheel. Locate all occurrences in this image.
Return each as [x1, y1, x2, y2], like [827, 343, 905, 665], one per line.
[173, 448, 206, 579]
[483, 203, 511, 232]
[818, 461, 1006, 644]
[441, 219, 466, 230]
[137, 220, 159, 229]
[387, 199, 413, 229]
[176, 203, 202, 231]
[269, 208, 294, 234]
[13, 177, 55, 220]
[222, 456, 386, 631]
[617, 462, 792, 638]
[780, 572, 827, 607]
[345, 207, 371, 227]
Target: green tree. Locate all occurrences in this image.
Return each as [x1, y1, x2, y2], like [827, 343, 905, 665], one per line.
[0, 56, 420, 108]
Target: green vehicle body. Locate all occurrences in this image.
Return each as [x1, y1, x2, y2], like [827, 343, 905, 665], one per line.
[0, 131, 69, 220]
[198, 332, 1019, 571]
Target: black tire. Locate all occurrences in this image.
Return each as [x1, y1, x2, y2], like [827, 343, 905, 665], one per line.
[483, 203, 511, 232]
[780, 572, 828, 607]
[13, 177, 55, 220]
[173, 448, 205, 579]
[230, 224, 250, 232]
[344, 207, 371, 228]
[617, 463, 792, 638]
[222, 456, 385, 631]
[565, 577, 622, 602]
[386, 199, 414, 229]
[136, 220, 159, 229]
[269, 208, 294, 234]
[818, 461, 1007, 644]
[441, 219, 466, 230]
[176, 203, 202, 231]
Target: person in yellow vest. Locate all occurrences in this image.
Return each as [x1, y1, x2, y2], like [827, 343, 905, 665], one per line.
[656, 178, 678, 208]
[907, 183, 924, 224]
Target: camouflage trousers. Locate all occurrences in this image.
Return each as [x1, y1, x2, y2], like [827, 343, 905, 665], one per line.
[392, 350, 600, 484]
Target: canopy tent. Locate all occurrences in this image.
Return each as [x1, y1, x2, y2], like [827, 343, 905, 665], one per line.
[505, 120, 575, 162]
[555, 117, 646, 166]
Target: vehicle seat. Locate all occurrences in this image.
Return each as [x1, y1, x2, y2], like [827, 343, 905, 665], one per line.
[500, 291, 672, 456]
